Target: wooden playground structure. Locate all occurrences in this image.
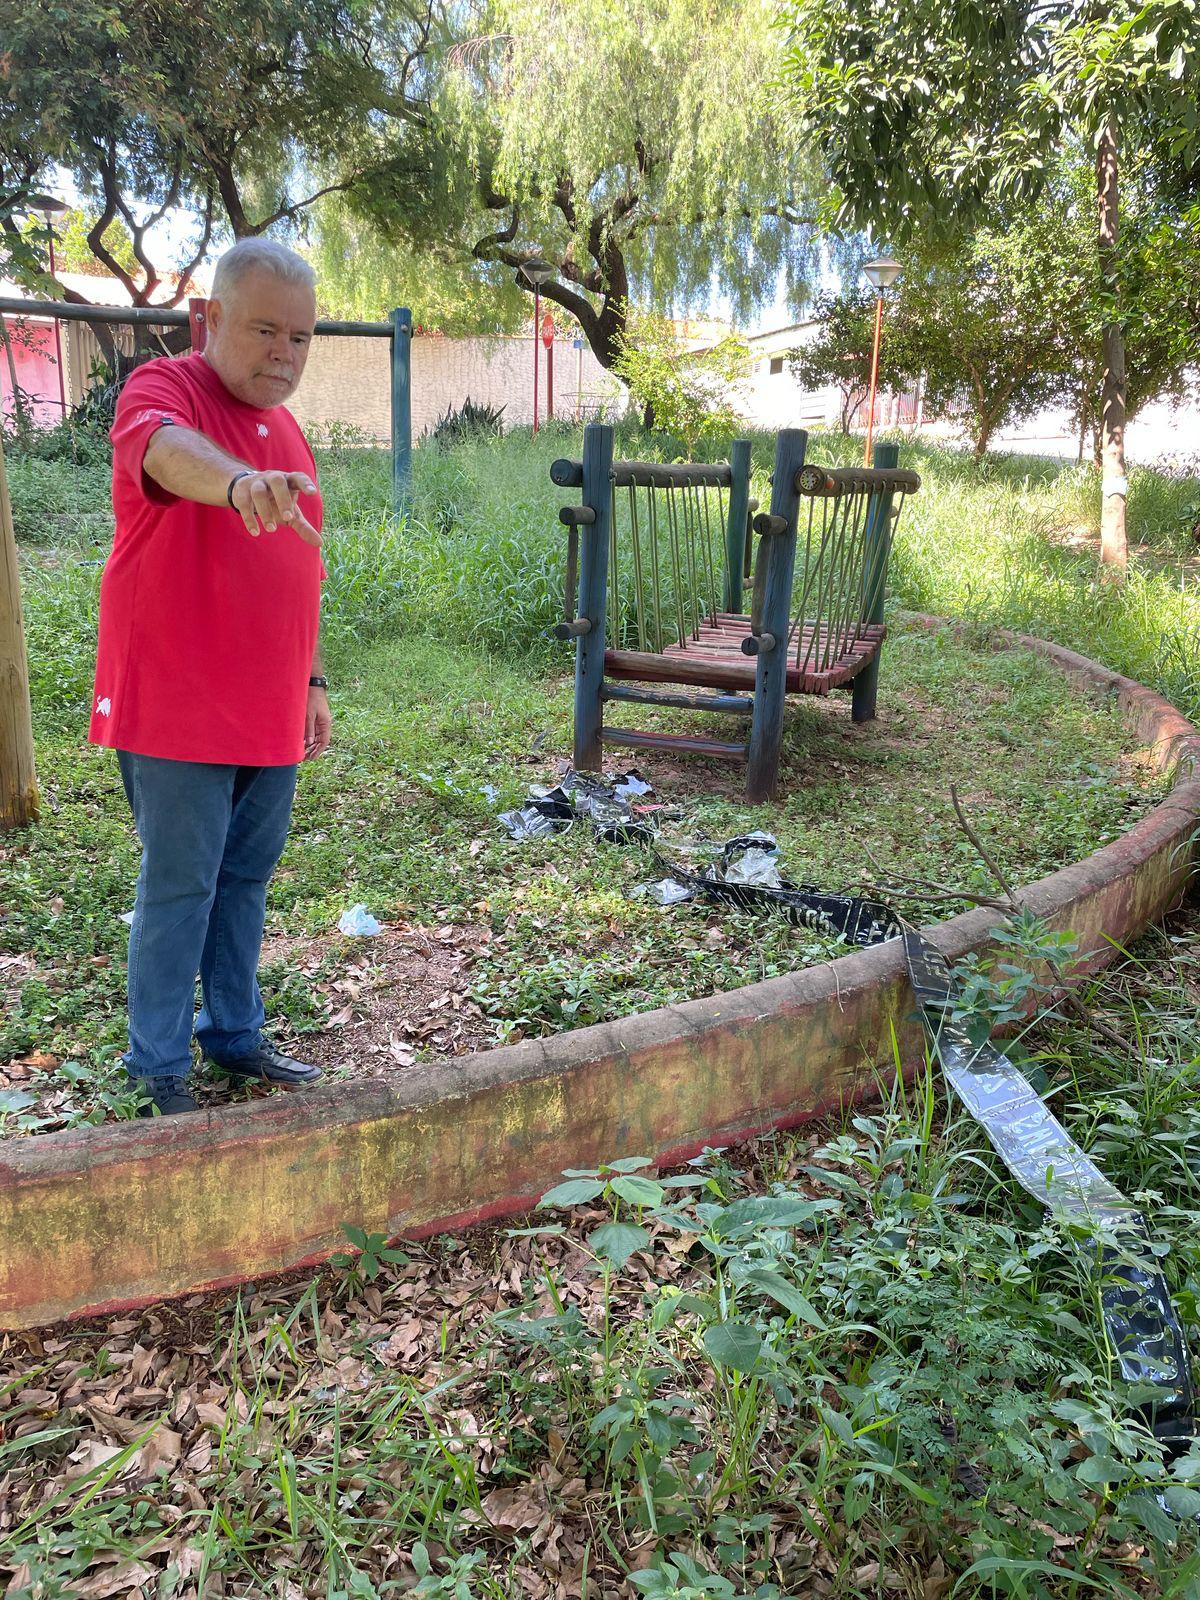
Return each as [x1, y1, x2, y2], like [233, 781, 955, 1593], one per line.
[551, 425, 921, 800]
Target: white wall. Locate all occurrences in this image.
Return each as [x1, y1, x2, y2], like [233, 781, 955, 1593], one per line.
[289, 330, 625, 443]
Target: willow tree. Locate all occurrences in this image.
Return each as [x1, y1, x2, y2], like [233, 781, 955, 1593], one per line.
[780, 0, 1200, 572]
[340, 0, 829, 367]
[306, 196, 527, 331]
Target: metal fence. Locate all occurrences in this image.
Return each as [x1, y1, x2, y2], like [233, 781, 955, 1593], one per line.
[0, 296, 413, 513]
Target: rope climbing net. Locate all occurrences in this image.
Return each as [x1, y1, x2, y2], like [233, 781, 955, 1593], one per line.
[787, 463, 919, 682]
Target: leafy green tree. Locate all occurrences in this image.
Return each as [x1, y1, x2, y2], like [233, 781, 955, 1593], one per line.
[788, 289, 906, 435]
[781, 0, 1200, 569]
[892, 244, 1078, 462]
[345, 0, 829, 374]
[0, 0, 389, 307]
[23, 208, 138, 280]
[794, 164, 1199, 463]
[612, 315, 751, 451]
[305, 194, 525, 330]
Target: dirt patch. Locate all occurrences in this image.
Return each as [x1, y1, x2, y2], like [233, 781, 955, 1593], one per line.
[0, 922, 496, 1133]
[262, 919, 495, 1079]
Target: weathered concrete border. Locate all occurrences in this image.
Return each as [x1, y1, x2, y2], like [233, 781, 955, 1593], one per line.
[3, 624, 1199, 1330]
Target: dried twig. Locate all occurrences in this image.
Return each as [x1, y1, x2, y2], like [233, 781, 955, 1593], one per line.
[871, 791, 1131, 1054]
[950, 786, 1017, 906]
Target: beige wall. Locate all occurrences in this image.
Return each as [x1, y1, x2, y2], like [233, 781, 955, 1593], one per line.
[288, 330, 625, 443]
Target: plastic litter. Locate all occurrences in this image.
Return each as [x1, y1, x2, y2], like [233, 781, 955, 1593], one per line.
[492, 758, 1198, 1471]
[613, 772, 653, 800]
[119, 911, 135, 925]
[497, 787, 575, 840]
[636, 834, 901, 948]
[721, 833, 784, 888]
[633, 877, 697, 906]
[902, 927, 1196, 1471]
[338, 903, 382, 936]
[498, 769, 657, 845]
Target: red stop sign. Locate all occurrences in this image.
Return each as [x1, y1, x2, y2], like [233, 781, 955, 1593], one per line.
[540, 311, 555, 348]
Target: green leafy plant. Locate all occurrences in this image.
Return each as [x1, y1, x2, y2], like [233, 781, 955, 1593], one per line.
[613, 316, 751, 454]
[330, 1225, 409, 1287]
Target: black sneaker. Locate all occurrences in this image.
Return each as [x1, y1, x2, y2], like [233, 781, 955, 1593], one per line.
[209, 1039, 323, 1088]
[136, 1079, 199, 1117]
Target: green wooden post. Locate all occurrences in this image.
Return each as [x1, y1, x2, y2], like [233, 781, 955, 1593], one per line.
[746, 428, 806, 803]
[574, 423, 615, 771]
[723, 438, 752, 613]
[852, 440, 899, 724]
[390, 307, 412, 518]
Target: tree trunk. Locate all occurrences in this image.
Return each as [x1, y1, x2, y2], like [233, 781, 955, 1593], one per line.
[642, 399, 657, 431]
[0, 432, 39, 829]
[1097, 118, 1128, 573]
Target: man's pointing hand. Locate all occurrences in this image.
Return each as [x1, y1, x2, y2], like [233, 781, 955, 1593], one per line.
[231, 471, 321, 547]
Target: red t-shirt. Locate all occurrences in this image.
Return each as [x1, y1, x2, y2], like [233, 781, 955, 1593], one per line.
[89, 353, 324, 766]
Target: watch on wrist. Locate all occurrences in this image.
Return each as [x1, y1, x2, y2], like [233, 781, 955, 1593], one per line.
[309, 676, 328, 689]
[227, 470, 252, 507]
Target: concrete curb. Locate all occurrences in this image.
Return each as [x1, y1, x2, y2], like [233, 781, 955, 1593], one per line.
[3, 624, 1198, 1329]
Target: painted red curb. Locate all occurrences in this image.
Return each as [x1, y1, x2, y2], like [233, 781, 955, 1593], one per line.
[2, 624, 1197, 1329]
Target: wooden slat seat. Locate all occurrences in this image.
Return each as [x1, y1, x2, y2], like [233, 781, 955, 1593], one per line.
[606, 613, 886, 697]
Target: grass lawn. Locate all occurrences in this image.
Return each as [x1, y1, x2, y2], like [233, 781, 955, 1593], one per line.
[3, 423, 1200, 1595]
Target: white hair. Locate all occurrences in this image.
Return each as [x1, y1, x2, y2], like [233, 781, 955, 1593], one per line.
[211, 238, 317, 302]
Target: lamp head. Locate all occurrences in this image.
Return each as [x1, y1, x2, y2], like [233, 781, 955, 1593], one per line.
[23, 193, 68, 219]
[862, 256, 902, 292]
[519, 258, 556, 288]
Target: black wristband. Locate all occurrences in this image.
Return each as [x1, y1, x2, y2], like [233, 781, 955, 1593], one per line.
[226, 470, 252, 507]
[309, 676, 328, 689]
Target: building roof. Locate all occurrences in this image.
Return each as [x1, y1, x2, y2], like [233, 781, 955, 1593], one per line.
[747, 320, 818, 344]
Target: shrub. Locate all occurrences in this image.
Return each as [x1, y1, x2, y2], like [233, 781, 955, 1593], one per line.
[428, 397, 506, 445]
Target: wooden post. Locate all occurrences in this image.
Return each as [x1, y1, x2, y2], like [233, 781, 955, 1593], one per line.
[573, 423, 614, 771]
[1097, 118, 1127, 575]
[723, 438, 751, 613]
[390, 307, 413, 519]
[0, 432, 38, 828]
[852, 440, 899, 725]
[746, 428, 806, 803]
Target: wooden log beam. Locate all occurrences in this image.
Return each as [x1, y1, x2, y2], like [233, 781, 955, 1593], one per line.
[602, 683, 755, 715]
[601, 727, 748, 760]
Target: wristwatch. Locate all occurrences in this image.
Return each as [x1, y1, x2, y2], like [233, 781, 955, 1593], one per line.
[227, 470, 253, 506]
[309, 676, 328, 689]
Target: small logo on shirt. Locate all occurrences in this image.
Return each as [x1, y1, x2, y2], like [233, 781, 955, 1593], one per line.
[257, 423, 269, 437]
[95, 695, 112, 718]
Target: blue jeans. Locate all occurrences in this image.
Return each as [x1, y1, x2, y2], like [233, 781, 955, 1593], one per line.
[118, 752, 299, 1084]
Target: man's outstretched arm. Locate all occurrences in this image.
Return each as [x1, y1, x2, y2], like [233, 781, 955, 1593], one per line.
[142, 424, 321, 546]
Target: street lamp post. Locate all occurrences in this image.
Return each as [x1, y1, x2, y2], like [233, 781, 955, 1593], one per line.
[27, 194, 69, 418]
[519, 259, 556, 434]
[861, 256, 901, 467]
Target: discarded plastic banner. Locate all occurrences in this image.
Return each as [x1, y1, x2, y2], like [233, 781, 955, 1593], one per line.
[648, 834, 904, 949]
[902, 927, 1196, 1460]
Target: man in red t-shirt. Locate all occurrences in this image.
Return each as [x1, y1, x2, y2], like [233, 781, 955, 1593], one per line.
[92, 238, 332, 1116]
